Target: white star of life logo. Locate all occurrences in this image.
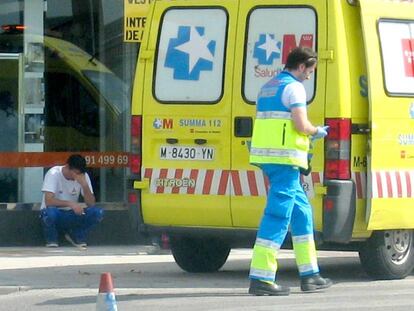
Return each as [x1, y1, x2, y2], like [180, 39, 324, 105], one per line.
[257, 34, 280, 61]
[153, 119, 163, 129]
[174, 26, 215, 73]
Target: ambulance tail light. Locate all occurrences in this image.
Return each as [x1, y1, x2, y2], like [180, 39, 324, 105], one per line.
[128, 115, 143, 228]
[324, 118, 351, 180]
[130, 115, 142, 175]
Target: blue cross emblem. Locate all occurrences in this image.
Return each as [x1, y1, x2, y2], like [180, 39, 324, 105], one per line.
[253, 33, 281, 65]
[165, 26, 216, 80]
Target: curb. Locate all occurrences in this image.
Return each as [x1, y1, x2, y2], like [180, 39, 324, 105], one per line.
[0, 286, 30, 295]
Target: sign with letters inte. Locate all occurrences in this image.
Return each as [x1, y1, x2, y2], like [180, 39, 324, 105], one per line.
[124, 0, 153, 42]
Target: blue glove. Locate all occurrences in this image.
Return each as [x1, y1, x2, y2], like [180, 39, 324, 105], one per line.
[312, 126, 329, 140]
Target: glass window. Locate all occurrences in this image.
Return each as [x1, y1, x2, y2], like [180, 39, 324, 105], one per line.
[44, 0, 133, 202]
[244, 7, 317, 103]
[83, 70, 128, 115]
[378, 20, 414, 96]
[0, 1, 21, 29]
[45, 72, 100, 151]
[154, 8, 227, 103]
[0, 0, 136, 203]
[0, 55, 19, 202]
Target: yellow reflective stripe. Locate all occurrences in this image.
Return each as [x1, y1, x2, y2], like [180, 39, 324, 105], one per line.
[297, 262, 319, 274]
[256, 111, 292, 119]
[250, 155, 308, 169]
[249, 268, 276, 280]
[250, 147, 307, 159]
[293, 240, 317, 267]
[255, 238, 281, 251]
[250, 244, 278, 273]
[292, 234, 314, 244]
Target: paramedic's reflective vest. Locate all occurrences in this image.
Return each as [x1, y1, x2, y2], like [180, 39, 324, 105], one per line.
[249, 71, 309, 169]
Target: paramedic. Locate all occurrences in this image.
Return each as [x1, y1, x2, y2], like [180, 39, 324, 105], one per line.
[248, 47, 332, 296]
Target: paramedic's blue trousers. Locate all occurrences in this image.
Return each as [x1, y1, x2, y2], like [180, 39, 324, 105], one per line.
[40, 206, 104, 244]
[249, 164, 319, 282]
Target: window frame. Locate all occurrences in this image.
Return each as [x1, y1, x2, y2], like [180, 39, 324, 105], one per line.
[242, 5, 318, 105]
[377, 18, 414, 98]
[152, 6, 229, 105]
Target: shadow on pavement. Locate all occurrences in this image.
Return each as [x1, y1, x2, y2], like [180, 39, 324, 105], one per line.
[37, 292, 254, 306]
[0, 255, 369, 291]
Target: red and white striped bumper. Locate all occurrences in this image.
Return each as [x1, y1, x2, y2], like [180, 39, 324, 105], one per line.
[143, 168, 368, 199]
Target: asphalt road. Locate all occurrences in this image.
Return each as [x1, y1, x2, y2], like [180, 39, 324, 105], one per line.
[0, 247, 412, 310]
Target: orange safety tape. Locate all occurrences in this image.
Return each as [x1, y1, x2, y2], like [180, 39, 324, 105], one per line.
[0, 152, 130, 168]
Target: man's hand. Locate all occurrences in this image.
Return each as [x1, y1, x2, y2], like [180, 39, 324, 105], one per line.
[69, 202, 85, 215]
[73, 173, 88, 187]
[73, 172, 96, 207]
[312, 126, 329, 140]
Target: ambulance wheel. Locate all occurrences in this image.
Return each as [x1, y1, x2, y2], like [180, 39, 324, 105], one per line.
[358, 230, 414, 280]
[170, 236, 231, 273]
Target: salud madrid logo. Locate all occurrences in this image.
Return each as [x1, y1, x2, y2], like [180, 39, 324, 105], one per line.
[252, 33, 314, 66]
[153, 118, 163, 129]
[153, 118, 173, 130]
[402, 39, 414, 78]
[165, 26, 216, 80]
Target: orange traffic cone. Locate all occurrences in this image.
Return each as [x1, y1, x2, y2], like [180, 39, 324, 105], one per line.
[96, 272, 118, 311]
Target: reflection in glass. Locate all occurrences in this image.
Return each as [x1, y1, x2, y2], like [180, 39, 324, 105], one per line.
[0, 0, 136, 203]
[0, 87, 18, 203]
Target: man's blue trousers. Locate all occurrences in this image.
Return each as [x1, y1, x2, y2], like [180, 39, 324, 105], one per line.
[40, 206, 104, 244]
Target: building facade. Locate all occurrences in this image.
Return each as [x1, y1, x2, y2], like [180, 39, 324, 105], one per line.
[0, 0, 139, 244]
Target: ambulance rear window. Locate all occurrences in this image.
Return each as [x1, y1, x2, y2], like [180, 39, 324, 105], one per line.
[154, 8, 227, 103]
[378, 20, 414, 96]
[243, 7, 317, 104]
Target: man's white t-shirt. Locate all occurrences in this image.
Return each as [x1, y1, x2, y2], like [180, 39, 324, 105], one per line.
[40, 166, 93, 210]
[281, 81, 307, 109]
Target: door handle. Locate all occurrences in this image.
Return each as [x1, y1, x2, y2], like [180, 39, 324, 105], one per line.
[134, 179, 149, 190]
[194, 139, 207, 145]
[234, 117, 253, 137]
[166, 138, 178, 144]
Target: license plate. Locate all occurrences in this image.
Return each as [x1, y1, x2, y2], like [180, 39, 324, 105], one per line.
[160, 146, 215, 161]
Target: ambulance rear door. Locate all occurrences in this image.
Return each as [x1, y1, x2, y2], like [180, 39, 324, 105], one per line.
[360, 0, 414, 229]
[139, 0, 238, 227]
[230, 0, 327, 228]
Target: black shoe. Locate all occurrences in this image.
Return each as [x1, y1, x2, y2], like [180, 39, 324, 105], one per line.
[248, 279, 290, 296]
[300, 273, 332, 292]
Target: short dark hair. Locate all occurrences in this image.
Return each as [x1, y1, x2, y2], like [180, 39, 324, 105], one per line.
[67, 154, 87, 173]
[284, 47, 317, 70]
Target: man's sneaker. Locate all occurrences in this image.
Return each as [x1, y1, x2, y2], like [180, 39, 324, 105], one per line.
[45, 242, 59, 248]
[300, 273, 333, 292]
[64, 233, 87, 249]
[248, 279, 290, 296]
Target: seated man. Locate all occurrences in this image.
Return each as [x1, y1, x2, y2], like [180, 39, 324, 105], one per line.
[40, 154, 104, 248]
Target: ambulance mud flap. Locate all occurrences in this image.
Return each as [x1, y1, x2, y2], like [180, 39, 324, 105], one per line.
[323, 180, 356, 243]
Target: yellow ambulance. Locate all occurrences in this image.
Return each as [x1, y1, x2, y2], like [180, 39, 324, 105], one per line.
[129, 0, 414, 279]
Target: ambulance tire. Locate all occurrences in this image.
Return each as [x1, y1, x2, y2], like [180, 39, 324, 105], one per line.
[170, 236, 231, 273]
[358, 230, 414, 280]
